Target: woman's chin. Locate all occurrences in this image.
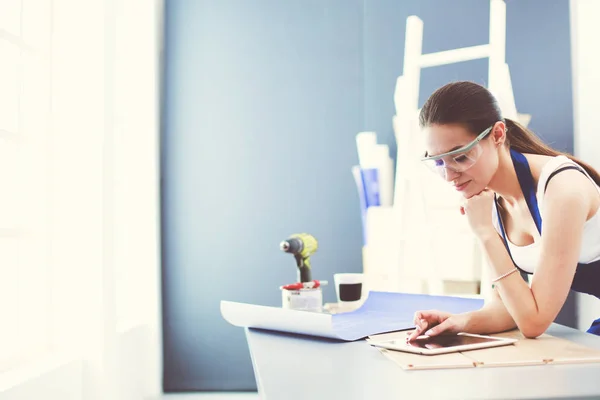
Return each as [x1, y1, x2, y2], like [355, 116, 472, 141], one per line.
[460, 184, 481, 199]
[460, 185, 485, 199]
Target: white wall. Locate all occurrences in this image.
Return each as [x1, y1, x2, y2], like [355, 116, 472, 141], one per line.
[570, 0, 600, 331]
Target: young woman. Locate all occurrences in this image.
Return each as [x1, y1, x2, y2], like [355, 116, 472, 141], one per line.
[407, 81, 600, 341]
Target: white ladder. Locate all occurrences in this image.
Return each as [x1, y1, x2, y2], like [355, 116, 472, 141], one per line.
[391, 0, 521, 298]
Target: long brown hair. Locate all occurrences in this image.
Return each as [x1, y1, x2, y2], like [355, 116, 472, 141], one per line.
[419, 81, 600, 186]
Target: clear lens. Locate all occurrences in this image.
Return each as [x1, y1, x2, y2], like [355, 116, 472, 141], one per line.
[424, 144, 483, 177]
[421, 124, 494, 178]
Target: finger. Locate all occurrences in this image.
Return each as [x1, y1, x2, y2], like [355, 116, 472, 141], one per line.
[406, 328, 421, 342]
[412, 312, 429, 331]
[478, 189, 491, 198]
[415, 310, 446, 324]
[408, 314, 421, 342]
[424, 319, 453, 337]
[410, 320, 427, 337]
[413, 311, 422, 325]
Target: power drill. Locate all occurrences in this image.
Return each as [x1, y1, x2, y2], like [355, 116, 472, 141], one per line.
[280, 233, 318, 283]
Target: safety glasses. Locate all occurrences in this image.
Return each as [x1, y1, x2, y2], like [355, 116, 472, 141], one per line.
[421, 126, 493, 177]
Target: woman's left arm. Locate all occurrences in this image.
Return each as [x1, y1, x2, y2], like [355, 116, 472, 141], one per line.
[466, 171, 593, 338]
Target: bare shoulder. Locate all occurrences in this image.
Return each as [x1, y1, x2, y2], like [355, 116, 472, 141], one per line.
[522, 153, 555, 183]
[543, 163, 599, 220]
[522, 153, 599, 219]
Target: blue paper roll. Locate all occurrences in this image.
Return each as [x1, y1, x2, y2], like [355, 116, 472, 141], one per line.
[360, 167, 380, 208]
[352, 166, 380, 245]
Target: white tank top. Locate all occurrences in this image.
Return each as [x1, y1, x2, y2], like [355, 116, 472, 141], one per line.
[491, 155, 600, 273]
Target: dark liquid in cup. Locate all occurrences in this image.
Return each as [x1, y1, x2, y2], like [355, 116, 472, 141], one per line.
[339, 283, 362, 301]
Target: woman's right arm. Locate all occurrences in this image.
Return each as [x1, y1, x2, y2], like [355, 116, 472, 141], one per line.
[408, 289, 516, 340]
[462, 289, 517, 334]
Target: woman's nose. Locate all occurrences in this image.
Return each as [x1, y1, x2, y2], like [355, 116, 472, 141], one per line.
[443, 168, 460, 182]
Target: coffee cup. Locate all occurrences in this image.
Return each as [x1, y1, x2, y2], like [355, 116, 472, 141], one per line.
[334, 273, 364, 305]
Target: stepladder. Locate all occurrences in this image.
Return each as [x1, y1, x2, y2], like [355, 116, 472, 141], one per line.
[387, 0, 531, 298]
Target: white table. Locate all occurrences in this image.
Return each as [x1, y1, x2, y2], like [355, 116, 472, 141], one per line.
[245, 324, 600, 400]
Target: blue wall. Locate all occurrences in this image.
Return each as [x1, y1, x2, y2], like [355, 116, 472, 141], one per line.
[162, 0, 573, 391]
[506, 0, 573, 153]
[161, 0, 365, 391]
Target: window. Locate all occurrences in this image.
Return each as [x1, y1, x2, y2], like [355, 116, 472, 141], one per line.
[0, 0, 53, 371]
[0, 0, 161, 381]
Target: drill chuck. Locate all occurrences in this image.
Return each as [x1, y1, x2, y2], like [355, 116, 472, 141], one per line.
[280, 238, 304, 254]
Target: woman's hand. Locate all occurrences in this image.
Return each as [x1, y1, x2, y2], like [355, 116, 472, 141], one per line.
[406, 310, 470, 341]
[461, 189, 496, 239]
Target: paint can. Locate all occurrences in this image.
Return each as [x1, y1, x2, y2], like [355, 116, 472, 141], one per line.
[281, 287, 323, 312]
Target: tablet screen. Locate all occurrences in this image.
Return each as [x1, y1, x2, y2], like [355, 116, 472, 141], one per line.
[391, 334, 501, 350]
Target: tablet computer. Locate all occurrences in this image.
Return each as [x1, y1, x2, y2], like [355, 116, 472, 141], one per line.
[367, 333, 517, 355]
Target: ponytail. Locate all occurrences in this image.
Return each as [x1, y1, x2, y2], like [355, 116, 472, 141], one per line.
[505, 118, 600, 187]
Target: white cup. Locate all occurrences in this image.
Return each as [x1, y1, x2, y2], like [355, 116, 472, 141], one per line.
[334, 273, 364, 304]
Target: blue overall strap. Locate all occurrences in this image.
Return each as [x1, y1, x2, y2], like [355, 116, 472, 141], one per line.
[493, 149, 542, 275]
[588, 318, 600, 335]
[510, 149, 543, 233]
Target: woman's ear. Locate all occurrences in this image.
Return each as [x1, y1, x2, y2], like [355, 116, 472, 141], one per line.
[491, 121, 507, 146]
